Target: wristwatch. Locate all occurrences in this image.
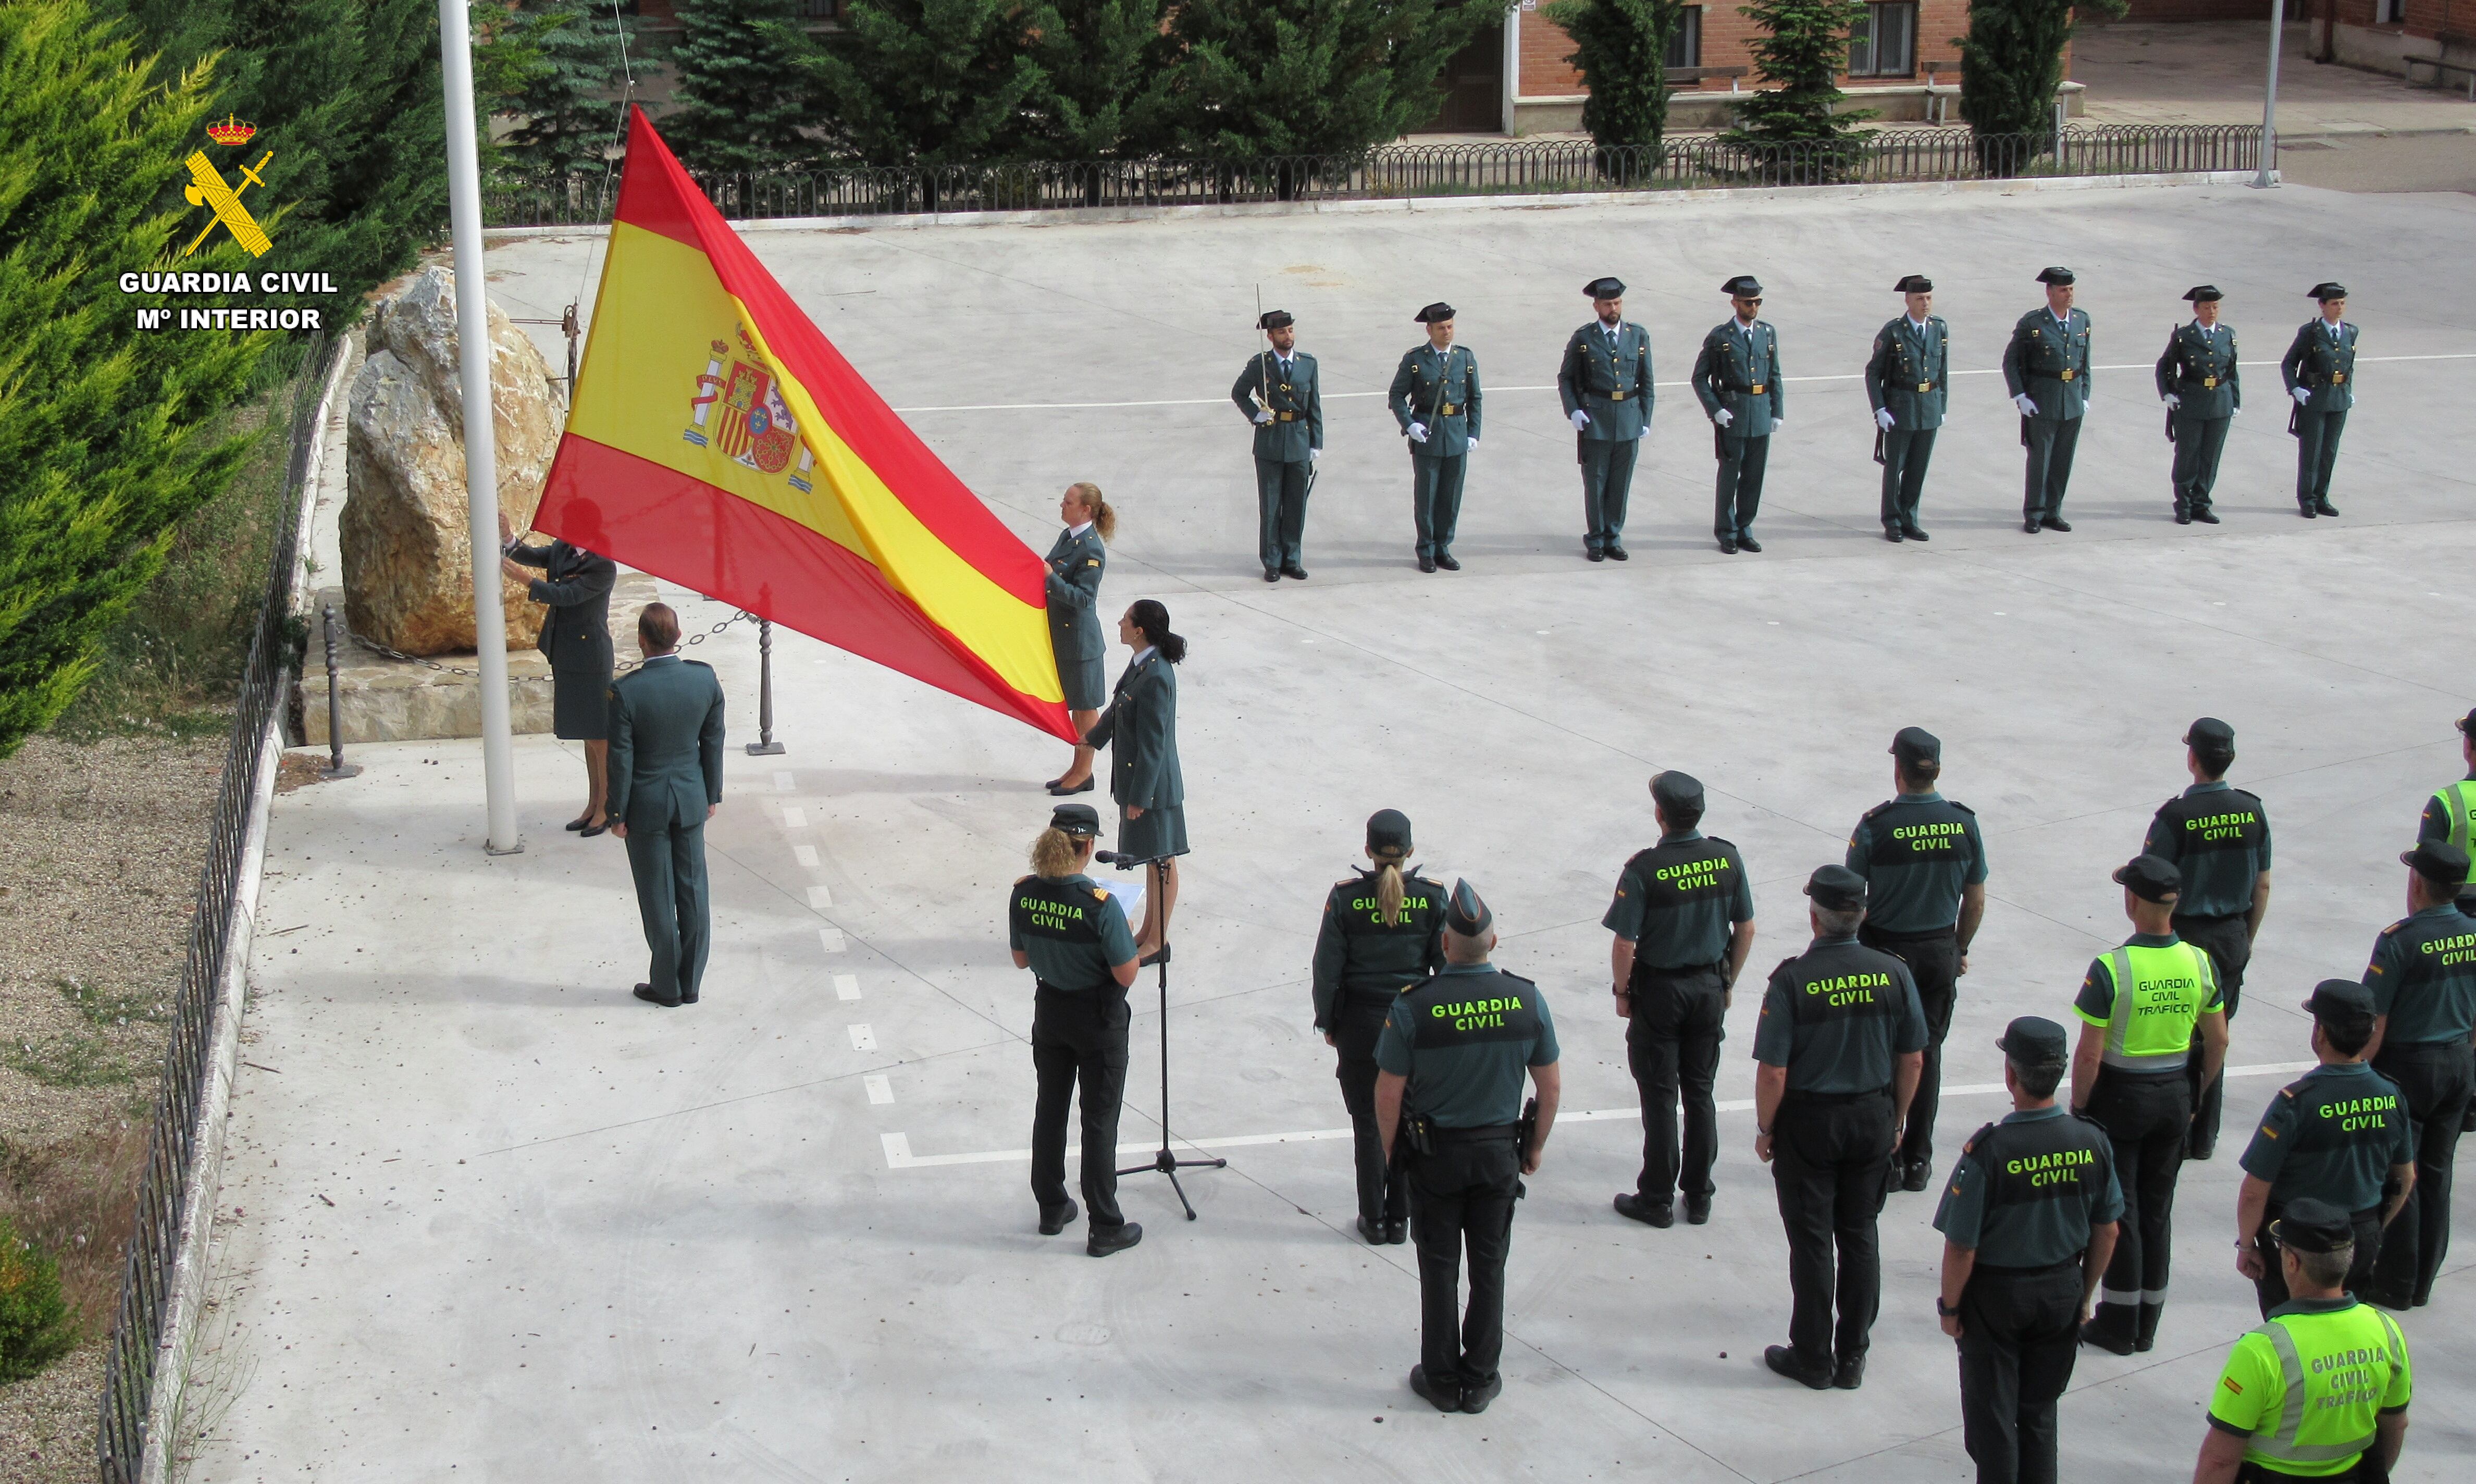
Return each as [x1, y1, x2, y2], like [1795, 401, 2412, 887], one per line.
[1936, 1297, 1961, 1318]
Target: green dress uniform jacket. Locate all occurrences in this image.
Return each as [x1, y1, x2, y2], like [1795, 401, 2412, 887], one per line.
[606, 653, 727, 1004]
[1557, 319, 1654, 440]
[1691, 318, 1786, 438]
[1388, 343, 1483, 456]
[509, 539, 618, 740]
[1865, 315, 1950, 431]
[1043, 524, 1107, 711]
[2156, 321, 2242, 421]
[1085, 650, 1186, 860]
[2002, 309, 2093, 420]
[2281, 318, 2358, 414]
[1231, 351, 1323, 462]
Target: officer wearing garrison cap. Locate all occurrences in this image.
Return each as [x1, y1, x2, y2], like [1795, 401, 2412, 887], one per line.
[1388, 303, 1484, 573]
[1753, 865, 1927, 1393]
[2414, 708, 2476, 916]
[1231, 310, 1322, 582]
[2364, 839, 2476, 1309]
[2280, 282, 2357, 518]
[1935, 1017, 2122, 1484]
[2002, 267, 2093, 535]
[2155, 286, 2242, 526]
[1557, 276, 1653, 562]
[1864, 275, 1949, 542]
[1376, 881, 1562, 1416]
[1693, 274, 1785, 555]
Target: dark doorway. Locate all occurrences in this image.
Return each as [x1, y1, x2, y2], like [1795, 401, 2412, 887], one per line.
[1416, 20, 1505, 133]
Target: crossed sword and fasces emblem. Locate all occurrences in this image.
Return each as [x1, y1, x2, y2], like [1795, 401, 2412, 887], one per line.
[183, 150, 275, 257]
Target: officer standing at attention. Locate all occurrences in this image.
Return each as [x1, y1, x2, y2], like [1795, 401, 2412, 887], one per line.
[2363, 840, 2476, 1309]
[1375, 881, 1562, 1416]
[1847, 727, 1988, 1193]
[606, 602, 726, 1009]
[1009, 803, 1145, 1257]
[1692, 274, 1785, 555]
[2070, 855, 2229, 1356]
[2280, 282, 2357, 520]
[1557, 276, 1653, 562]
[1312, 809, 1448, 1245]
[1864, 274, 1950, 542]
[2234, 981, 2413, 1314]
[2412, 709, 2476, 915]
[1604, 771, 1756, 1228]
[1753, 865, 1927, 1392]
[2155, 286, 2242, 526]
[1388, 303, 1483, 573]
[1934, 1017, 2122, 1484]
[2144, 718, 2273, 1160]
[2002, 267, 2093, 536]
[2192, 1199, 2413, 1484]
[1230, 310, 1322, 581]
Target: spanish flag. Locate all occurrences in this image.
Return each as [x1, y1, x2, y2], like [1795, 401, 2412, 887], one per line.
[535, 106, 1072, 740]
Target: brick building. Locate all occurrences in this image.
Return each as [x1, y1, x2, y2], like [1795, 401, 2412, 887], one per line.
[2114, 1, 2473, 83]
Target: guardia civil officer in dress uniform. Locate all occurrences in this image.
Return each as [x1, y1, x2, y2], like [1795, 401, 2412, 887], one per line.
[1864, 275, 1950, 542]
[1230, 310, 1322, 580]
[1009, 803, 1145, 1257]
[1312, 809, 1448, 1244]
[2235, 981, 2414, 1314]
[2144, 718, 2273, 1160]
[1692, 275, 1786, 555]
[1042, 482, 1115, 797]
[1388, 303, 1484, 573]
[2070, 855, 2230, 1355]
[606, 603, 726, 1009]
[1084, 600, 1187, 960]
[2002, 267, 2094, 535]
[2155, 286, 2243, 525]
[2364, 840, 2476, 1309]
[501, 511, 618, 833]
[1375, 881, 1562, 1416]
[2412, 708, 2476, 915]
[1934, 1017, 2122, 1484]
[1556, 276, 1653, 562]
[2281, 282, 2358, 519]
[1753, 865, 1928, 1392]
[2193, 1200, 2415, 1484]
[1605, 771, 1756, 1228]
[1847, 728, 1988, 1193]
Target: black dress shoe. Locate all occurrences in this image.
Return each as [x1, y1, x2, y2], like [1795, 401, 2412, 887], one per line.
[633, 984, 680, 1008]
[1587, 547, 1606, 562]
[2299, 504, 2318, 519]
[579, 820, 609, 837]
[2079, 1319, 2137, 1356]
[1039, 1198, 1080, 1236]
[1902, 525, 1929, 542]
[2040, 516, 2072, 532]
[1683, 1194, 1711, 1226]
[679, 991, 698, 1005]
[2186, 1137, 2214, 1162]
[1281, 563, 1309, 580]
[1087, 1221, 1143, 1257]
[1613, 1193, 1674, 1228]
[1459, 1373, 1502, 1414]
[1605, 545, 1629, 561]
[2316, 499, 2339, 516]
[1356, 1215, 1385, 1244]
[1419, 555, 1438, 573]
[1883, 527, 1904, 543]
[564, 817, 591, 832]
[1718, 538, 1739, 555]
[1764, 1345, 1831, 1390]
[1435, 553, 1459, 571]
[1833, 1354, 1866, 1391]
[2024, 517, 2042, 534]
[1264, 567, 1281, 581]
[1384, 1219, 1408, 1245]
[1736, 536, 1762, 553]
[1047, 776, 1094, 796]
[1901, 1160, 1932, 1193]
[1409, 1365, 1462, 1413]
[2174, 509, 2192, 525]
[2194, 509, 2220, 524]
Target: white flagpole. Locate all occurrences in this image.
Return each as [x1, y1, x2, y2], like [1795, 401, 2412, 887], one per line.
[439, 0, 522, 855]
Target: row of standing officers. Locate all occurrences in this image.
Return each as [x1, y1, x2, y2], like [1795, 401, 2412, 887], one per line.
[1230, 271, 2366, 574]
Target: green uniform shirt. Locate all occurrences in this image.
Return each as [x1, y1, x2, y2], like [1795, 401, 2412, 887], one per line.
[2145, 779, 2272, 920]
[1933, 1105, 2124, 1265]
[2208, 1297, 2409, 1478]
[1752, 936, 1928, 1094]
[2238, 1061, 2412, 1214]
[2362, 902, 2476, 1045]
[2414, 776, 2476, 885]
[1844, 791, 1986, 934]
[1602, 831, 1752, 970]
[1008, 873, 1137, 991]
[1376, 963, 1558, 1128]
[2073, 933, 2224, 1070]
[1310, 869, 1449, 1029]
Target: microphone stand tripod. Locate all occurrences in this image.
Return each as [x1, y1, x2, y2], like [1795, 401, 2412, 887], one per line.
[1108, 852, 1223, 1218]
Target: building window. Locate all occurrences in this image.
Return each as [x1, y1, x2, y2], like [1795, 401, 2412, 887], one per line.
[802, 0, 838, 15]
[2374, 0, 2404, 20]
[1667, 6, 1703, 70]
[1848, 2, 1917, 79]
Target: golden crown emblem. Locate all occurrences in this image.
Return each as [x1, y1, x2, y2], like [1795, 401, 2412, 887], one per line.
[205, 113, 256, 146]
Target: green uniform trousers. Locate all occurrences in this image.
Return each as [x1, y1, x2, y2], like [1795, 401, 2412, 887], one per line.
[625, 820, 710, 1003]
[2171, 416, 2232, 515]
[1410, 454, 1467, 560]
[2294, 410, 2347, 508]
[1879, 428, 1936, 530]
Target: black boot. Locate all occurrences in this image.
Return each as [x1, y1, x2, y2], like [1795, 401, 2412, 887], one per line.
[2134, 1301, 2163, 1354]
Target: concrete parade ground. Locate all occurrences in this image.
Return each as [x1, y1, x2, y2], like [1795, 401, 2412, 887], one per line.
[193, 180, 2476, 1480]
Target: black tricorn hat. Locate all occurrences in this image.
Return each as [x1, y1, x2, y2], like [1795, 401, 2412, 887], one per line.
[2036, 266, 2075, 287]
[1894, 274, 1933, 293]
[1722, 274, 1764, 298]
[1584, 276, 1626, 300]
[1414, 302, 1455, 324]
[2309, 281, 2348, 301]
[1257, 309, 1295, 330]
[2184, 285, 2223, 303]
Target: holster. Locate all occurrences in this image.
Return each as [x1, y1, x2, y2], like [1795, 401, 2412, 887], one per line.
[2165, 409, 2178, 444]
[1575, 430, 1587, 466]
[2020, 415, 2032, 449]
[1872, 427, 1886, 466]
[1404, 1112, 1437, 1158]
[2288, 403, 2302, 438]
[1713, 423, 1728, 461]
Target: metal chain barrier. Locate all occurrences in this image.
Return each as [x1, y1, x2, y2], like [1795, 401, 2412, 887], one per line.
[341, 607, 756, 676]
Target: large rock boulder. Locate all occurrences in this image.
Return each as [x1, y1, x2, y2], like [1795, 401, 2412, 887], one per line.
[341, 267, 565, 656]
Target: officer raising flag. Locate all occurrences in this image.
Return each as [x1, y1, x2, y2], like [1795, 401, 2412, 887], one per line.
[2155, 286, 2242, 526]
[1557, 277, 1653, 562]
[1387, 303, 1483, 573]
[2363, 840, 2476, 1309]
[1864, 275, 1949, 542]
[1934, 1017, 2122, 1484]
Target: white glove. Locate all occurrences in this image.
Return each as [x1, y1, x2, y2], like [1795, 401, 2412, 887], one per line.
[2232, 404, 2242, 416]
[1407, 422, 1428, 443]
[1875, 408, 1895, 431]
[1253, 409, 1272, 425]
[1309, 447, 1321, 462]
[1713, 407, 1734, 428]
[1569, 409, 1590, 431]
[2013, 393, 2038, 416]
[1465, 437, 1479, 451]
[2291, 386, 2311, 406]
[2162, 393, 2182, 411]
[1771, 416, 1783, 429]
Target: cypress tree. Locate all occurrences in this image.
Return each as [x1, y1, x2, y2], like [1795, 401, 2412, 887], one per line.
[1725, 0, 1870, 146]
[1957, 0, 2122, 171]
[0, 1, 274, 755]
[1540, 0, 1681, 180]
[807, 0, 1049, 168]
[664, 0, 820, 177]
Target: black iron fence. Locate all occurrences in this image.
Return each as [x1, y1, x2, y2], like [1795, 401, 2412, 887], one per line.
[98, 332, 336, 1482]
[487, 126, 2260, 227]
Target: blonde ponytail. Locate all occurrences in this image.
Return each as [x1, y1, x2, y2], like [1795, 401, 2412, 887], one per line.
[1030, 827, 1081, 879]
[1068, 481, 1116, 543]
[1373, 848, 1408, 926]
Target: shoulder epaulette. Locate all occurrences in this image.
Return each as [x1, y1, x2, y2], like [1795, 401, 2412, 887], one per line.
[1013, 873, 1033, 886]
[684, 658, 713, 670]
[1960, 1121, 1999, 1157]
[1091, 887, 1109, 902]
[2380, 919, 2406, 937]
[1863, 800, 1895, 821]
[1950, 800, 1976, 816]
[1495, 970, 1540, 992]
[1705, 835, 1739, 850]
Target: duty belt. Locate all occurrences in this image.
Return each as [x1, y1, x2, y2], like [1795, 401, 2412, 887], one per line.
[1609, 388, 1630, 400]
[2059, 368, 2077, 381]
[1914, 380, 1937, 392]
[1431, 1121, 1521, 1144]
[1275, 411, 1298, 421]
[1781, 1086, 1891, 1106]
[1438, 403, 1457, 415]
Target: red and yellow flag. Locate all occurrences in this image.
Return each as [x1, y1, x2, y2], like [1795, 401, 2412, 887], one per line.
[535, 106, 1072, 740]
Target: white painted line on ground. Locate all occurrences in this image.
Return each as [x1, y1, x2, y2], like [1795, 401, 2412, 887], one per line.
[880, 1060, 2315, 1169]
[849, 1023, 876, 1052]
[834, 973, 861, 1001]
[782, 806, 808, 829]
[808, 884, 834, 909]
[865, 1074, 894, 1105]
[818, 928, 847, 953]
[772, 770, 795, 793]
[882, 1131, 911, 1164]
[793, 844, 820, 869]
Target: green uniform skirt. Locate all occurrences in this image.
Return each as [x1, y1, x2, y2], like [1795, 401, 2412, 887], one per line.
[1117, 803, 1189, 863]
